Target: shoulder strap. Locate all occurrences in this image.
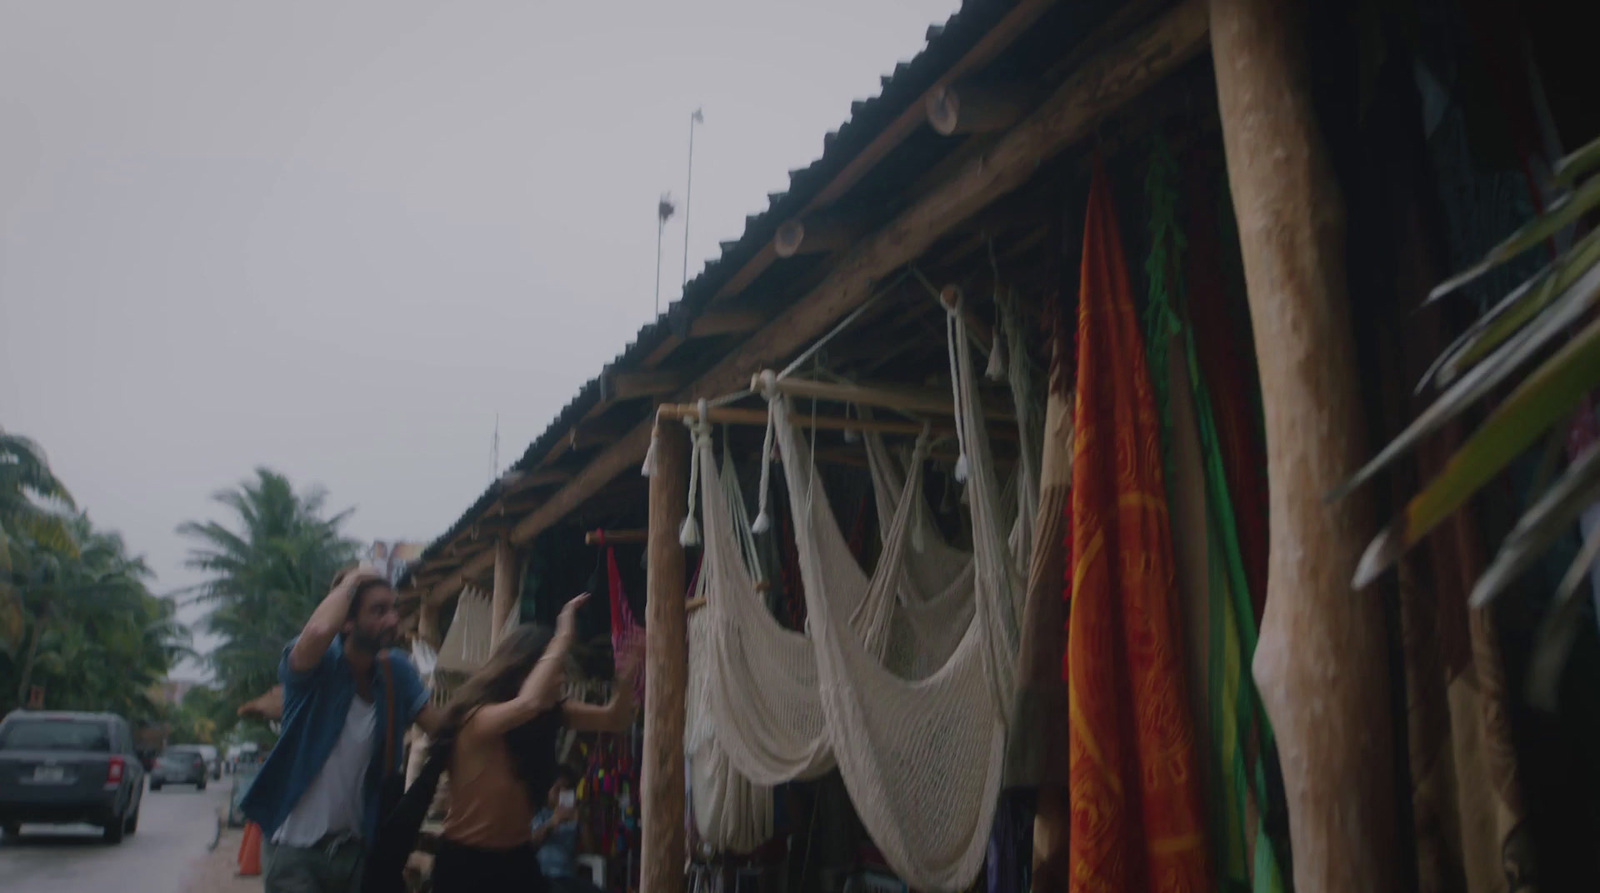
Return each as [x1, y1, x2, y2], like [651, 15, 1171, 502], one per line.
[378, 655, 396, 772]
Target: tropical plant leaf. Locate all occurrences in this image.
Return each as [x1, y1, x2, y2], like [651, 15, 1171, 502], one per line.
[1429, 171, 1600, 302]
[1418, 227, 1600, 393]
[1525, 513, 1600, 712]
[1354, 312, 1600, 587]
[1469, 447, 1600, 607]
[1551, 134, 1600, 189]
[1335, 256, 1600, 503]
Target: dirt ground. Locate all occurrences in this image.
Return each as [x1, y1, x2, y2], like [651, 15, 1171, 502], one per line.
[182, 823, 257, 893]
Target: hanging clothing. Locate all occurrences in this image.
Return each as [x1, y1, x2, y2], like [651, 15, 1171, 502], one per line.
[1182, 157, 1270, 625]
[1064, 163, 1209, 893]
[1145, 139, 1288, 893]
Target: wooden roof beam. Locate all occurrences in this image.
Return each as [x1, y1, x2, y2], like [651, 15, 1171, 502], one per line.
[601, 369, 687, 402]
[707, 0, 1062, 304]
[682, 308, 766, 339]
[926, 81, 1041, 136]
[773, 213, 865, 259]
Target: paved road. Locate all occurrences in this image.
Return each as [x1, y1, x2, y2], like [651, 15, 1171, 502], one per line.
[0, 777, 231, 893]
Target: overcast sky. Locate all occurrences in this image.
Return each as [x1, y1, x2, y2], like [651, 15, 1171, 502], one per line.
[1, 0, 961, 670]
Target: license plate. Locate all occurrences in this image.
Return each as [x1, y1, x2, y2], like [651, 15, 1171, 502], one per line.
[31, 765, 65, 783]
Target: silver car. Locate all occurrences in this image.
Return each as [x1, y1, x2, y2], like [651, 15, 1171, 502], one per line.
[149, 745, 208, 791]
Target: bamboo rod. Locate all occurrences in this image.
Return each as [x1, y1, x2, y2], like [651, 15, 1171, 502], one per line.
[749, 371, 1013, 421]
[585, 529, 647, 545]
[656, 403, 1020, 440]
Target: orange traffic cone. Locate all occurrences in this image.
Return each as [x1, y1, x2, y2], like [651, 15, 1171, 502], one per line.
[237, 821, 263, 876]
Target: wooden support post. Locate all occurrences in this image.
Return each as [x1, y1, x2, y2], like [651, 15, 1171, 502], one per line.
[1209, 2, 1399, 893]
[490, 539, 518, 649]
[641, 422, 688, 893]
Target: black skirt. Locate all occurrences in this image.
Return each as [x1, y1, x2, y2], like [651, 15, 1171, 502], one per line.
[431, 839, 549, 893]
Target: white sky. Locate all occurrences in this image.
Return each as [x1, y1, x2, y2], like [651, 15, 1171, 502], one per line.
[0, 0, 962, 670]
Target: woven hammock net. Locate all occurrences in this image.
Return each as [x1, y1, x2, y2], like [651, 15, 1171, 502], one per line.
[685, 445, 776, 853]
[687, 301, 1033, 891]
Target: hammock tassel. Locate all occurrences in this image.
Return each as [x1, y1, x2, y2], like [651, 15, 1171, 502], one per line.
[641, 428, 659, 478]
[843, 403, 860, 444]
[985, 326, 1006, 382]
[679, 515, 702, 548]
[680, 401, 710, 548]
[954, 452, 969, 484]
[752, 371, 779, 537]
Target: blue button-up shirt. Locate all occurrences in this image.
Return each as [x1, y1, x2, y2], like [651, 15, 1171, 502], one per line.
[240, 636, 429, 843]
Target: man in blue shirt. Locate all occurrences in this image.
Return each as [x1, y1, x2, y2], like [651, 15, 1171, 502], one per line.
[241, 567, 445, 893]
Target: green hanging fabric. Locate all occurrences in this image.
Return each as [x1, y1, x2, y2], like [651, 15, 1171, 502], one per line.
[1143, 134, 1289, 893]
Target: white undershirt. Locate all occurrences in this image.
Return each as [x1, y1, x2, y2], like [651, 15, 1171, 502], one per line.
[273, 695, 376, 846]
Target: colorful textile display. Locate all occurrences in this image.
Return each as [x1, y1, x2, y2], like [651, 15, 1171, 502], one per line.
[1144, 139, 1286, 893]
[597, 533, 647, 709]
[1065, 162, 1209, 893]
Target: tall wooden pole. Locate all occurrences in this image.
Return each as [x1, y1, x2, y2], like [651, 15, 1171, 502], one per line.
[1209, 2, 1399, 892]
[491, 539, 518, 649]
[641, 421, 688, 893]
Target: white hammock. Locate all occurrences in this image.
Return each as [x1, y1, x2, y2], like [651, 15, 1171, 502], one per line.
[435, 585, 494, 674]
[685, 444, 775, 853]
[690, 300, 1022, 891]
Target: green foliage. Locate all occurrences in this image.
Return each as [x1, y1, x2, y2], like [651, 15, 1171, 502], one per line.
[1, 433, 188, 716]
[1343, 133, 1600, 707]
[166, 685, 230, 744]
[179, 468, 359, 727]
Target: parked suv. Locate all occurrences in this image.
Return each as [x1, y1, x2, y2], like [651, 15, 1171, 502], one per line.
[150, 745, 208, 791]
[0, 711, 146, 844]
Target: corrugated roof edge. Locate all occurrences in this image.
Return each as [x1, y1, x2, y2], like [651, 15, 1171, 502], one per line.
[402, 0, 1010, 587]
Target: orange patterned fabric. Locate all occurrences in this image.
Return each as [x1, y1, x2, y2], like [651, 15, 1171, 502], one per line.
[1065, 164, 1210, 893]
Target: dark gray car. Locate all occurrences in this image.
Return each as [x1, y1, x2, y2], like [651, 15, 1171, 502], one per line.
[0, 711, 146, 844]
[149, 745, 208, 791]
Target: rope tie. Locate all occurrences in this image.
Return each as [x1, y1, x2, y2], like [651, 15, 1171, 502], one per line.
[943, 291, 971, 485]
[909, 424, 932, 553]
[752, 371, 779, 535]
[986, 239, 1008, 382]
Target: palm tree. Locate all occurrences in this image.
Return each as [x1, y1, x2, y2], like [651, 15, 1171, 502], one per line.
[3, 513, 189, 714]
[1, 431, 76, 653]
[1342, 134, 1600, 705]
[178, 468, 360, 717]
[0, 430, 76, 571]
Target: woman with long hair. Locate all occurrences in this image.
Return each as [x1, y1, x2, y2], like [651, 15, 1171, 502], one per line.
[430, 593, 635, 893]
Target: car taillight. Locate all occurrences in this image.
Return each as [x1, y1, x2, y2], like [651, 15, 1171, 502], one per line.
[106, 756, 125, 785]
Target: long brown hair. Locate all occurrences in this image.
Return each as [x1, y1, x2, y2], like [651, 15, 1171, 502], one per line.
[431, 624, 563, 807]
[445, 624, 556, 719]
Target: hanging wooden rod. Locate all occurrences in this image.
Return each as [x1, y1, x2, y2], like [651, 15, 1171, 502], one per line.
[585, 529, 647, 545]
[655, 403, 1019, 440]
[685, 580, 767, 615]
[749, 371, 1013, 421]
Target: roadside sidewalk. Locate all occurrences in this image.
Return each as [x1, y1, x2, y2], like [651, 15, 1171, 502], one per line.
[182, 817, 256, 893]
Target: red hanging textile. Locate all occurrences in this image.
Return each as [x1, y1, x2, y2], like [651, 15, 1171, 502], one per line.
[598, 531, 646, 708]
[1065, 163, 1210, 893]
